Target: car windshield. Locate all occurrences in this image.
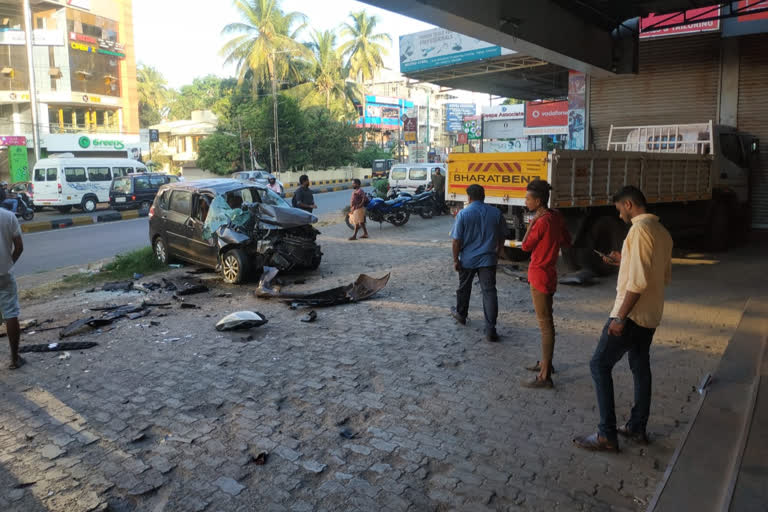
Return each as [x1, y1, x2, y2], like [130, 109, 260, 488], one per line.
[258, 187, 290, 207]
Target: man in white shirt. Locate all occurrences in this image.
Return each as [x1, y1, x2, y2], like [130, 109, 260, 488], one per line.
[267, 176, 283, 196]
[0, 207, 24, 369]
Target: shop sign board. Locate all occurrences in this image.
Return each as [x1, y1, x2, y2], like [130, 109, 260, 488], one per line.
[8, 145, 29, 183]
[640, 7, 721, 38]
[462, 115, 482, 140]
[0, 29, 65, 46]
[409, 144, 428, 163]
[445, 103, 477, 132]
[723, 1, 768, 37]
[525, 101, 568, 128]
[0, 136, 27, 146]
[43, 133, 140, 153]
[400, 28, 514, 73]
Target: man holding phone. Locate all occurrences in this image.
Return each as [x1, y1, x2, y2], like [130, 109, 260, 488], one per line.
[574, 186, 672, 452]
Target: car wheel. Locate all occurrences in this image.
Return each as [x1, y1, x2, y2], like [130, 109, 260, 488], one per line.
[56, 205, 72, 214]
[221, 248, 249, 284]
[81, 196, 97, 213]
[153, 236, 170, 265]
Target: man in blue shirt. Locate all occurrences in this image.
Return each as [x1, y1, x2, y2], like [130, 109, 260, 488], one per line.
[450, 184, 507, 341]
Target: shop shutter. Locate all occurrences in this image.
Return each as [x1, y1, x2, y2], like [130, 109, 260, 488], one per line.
[590, 34, 721, 151]
[738, 35, 768, 229]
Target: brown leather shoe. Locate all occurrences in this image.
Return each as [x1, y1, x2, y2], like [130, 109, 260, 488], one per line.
[521, 376, 554, 389]
[617, 425, 649, 445]
[573, 432, 619, 453]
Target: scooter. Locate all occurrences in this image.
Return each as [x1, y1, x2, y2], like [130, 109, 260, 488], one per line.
[387, 185, 438, 219]
[1, 193, 34, 221]
[345, 192, 410, 229]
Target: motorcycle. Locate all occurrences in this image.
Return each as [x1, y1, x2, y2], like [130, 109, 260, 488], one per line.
[387, 185, 438, 219]
[345, 192, 411, 229]
[1, 193, 34, 221]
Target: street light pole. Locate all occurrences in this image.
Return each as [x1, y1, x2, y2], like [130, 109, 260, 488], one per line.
[271, 68, 280, 178]
[22, 0, 40, 161]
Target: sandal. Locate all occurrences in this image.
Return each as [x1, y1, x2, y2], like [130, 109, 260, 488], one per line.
[8, 356, 26, 370]
[525, 361, 556, 374]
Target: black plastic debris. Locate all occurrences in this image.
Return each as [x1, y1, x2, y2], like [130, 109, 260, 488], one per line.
[252, 452, 268, 465]
[102, 281, 134, 292]
[180, 303, 198, 309]
[256, 273, 390, 307]
[20, 341, 98, 353]
[161, 278, 178, 292]
[300, 310, 317, 323]
[175, 283, 209, 296]
[60, 318, 96, 338]
[339, 427, 358, 439]
[127, 310, 151, 320]
[215, 311, 268, 331]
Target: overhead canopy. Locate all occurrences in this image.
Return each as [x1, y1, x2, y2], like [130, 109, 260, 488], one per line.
[361, 0, 732, 76]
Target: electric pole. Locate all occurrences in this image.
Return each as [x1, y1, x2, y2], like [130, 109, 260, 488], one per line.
[270, 58, 281, 178]
[23, 0, 40, 160]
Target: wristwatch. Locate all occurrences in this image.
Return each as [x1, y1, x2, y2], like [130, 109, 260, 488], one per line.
[614, 317, 626, 325]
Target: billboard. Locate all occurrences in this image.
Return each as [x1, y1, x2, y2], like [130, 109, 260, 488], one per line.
[482, 104, 524, 139]
[723, 1, 768, 37]
[400, 28, 514, 73]
[640, 7, 721, 38]
[445, 103, 477, 132]
[525, 101, 568, 128]
[462, 115, 482, 140]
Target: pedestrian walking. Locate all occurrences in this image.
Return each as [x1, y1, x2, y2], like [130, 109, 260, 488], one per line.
[292, 175, 317, 213]
[348, 179, 369, 241]
[0, 207, 24, 369]
[519, 180, 571, 389]
[450, 184, 507, 342]
[573, 186, 672, 452]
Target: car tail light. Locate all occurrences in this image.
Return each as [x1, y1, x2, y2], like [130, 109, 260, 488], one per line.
[57, 183, 62, 194]
[131, 195, 136, 201]
[148, 206, 155, 219]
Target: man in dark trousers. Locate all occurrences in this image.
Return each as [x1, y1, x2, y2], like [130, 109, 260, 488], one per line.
[520, 179, 571, 389]
[450, 184, 507, 342]
[432, 168, 446, 213]
[292, 175, 317, 213]
[573, 186, 672, 452]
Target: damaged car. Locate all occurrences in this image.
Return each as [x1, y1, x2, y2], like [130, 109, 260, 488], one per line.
[149, 179, 322, 284]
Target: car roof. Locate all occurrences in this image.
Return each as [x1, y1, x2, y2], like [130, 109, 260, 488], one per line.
[160, 178, 268, 195]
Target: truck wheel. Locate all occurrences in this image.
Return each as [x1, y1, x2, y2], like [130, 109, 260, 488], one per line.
[221, 248, 250, 284]
[81, 196, 98, 213]
[709, 204, 729, 252]
[587, 216, 627, 276]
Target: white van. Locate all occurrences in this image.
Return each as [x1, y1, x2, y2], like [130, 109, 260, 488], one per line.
[388, 163, 446, 193]
[32, 155, 148, 213]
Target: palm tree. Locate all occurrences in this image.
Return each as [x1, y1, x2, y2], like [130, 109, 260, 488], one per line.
[220, 0, 311, 92]
[338, 11, 392, 142]
[288, 29, 362, 119]
[137, 64, 169, 126]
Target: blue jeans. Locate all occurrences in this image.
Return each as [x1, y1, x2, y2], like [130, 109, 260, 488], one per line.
[2, 199, 17, 213]
[590, 318, 655, 441]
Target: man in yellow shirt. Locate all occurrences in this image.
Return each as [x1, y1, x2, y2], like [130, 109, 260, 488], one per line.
[574, 186, 673, 452]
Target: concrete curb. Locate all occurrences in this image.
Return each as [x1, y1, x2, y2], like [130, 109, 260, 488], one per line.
[22, 182, 371, 234]
[21, 210, 149, 234]
[283, 177, 371, 189]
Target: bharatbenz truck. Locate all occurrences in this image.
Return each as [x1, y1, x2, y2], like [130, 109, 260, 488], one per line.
[446, 122, 758, 274]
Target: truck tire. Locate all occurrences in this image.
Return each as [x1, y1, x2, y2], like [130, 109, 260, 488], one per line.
[709, 204, 729, 252]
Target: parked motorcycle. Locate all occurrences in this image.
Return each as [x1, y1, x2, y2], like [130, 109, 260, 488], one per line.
[345, 192, 410, 229]
[387, 185, 438, 219]
[1, 193, 34, 221]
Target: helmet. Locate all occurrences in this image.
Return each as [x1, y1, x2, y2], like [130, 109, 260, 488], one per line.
[0, 181, 7, 187]
[267, 175, 276, 182]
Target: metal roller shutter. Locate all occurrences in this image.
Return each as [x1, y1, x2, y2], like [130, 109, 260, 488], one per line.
[738, 35, 768, 229]
[589, 35, 721, 151]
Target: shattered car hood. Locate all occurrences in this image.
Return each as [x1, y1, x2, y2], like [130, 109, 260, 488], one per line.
[203, 194, 317, 241]
[253, 203, 318, 229]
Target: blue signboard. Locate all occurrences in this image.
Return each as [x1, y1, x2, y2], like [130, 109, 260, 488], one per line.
[445, 103, 477, 133]
[400, 29, 513, 74]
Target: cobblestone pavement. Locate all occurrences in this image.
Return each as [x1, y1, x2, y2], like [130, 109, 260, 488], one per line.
[0, 213, 760, 511]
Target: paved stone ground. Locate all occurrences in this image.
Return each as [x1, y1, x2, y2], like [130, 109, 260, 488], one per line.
[0, 213, 761, 512]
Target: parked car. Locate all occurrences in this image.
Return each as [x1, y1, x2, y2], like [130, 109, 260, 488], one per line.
[149, 179, 322, 284]
[231, 170, 284, 195]
[388, 163, 446, 193]
[109, 173, 180, 211]
[32, 155, 148, 213]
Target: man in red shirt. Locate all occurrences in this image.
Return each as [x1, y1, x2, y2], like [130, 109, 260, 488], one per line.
[520, 180, 571, 389]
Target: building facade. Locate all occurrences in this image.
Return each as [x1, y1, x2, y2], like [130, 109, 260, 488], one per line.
[149, 110, 218, 174]
[0, 0, 139, 181]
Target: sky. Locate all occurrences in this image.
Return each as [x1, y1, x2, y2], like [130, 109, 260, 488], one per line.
[132, 0, 436, 89]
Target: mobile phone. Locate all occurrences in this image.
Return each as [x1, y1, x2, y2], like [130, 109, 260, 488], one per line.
[594, 249, 616, 262]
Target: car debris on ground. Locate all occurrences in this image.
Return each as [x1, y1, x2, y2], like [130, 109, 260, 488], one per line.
[255, 273, 390, 307]
[215, 311, 268, 331]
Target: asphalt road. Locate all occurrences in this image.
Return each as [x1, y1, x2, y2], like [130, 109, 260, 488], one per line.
[14, 188, 363, 277]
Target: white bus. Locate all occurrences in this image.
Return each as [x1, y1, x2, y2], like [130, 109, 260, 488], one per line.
[32, 155, 148, 213]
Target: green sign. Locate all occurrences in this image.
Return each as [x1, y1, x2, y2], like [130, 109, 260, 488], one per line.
[78, 136, 125, 150]
[98, 49, 125, 58]
[8, 145, 29, 183]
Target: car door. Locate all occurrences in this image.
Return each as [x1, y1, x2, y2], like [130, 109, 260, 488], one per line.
[185, 193, 219, 267]
[165, 190, 194, 259]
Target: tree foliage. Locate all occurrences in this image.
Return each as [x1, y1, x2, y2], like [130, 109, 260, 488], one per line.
[137, 64, 169, 127]
[197, 133, 242, 175]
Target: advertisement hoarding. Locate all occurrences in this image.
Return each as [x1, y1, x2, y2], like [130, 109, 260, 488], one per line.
[43, 133, 140, 153]
[445, 103, 477, 132]
[0, 136, 28, 146]
[640, 7, 721, 38]
[409, 144, 428, 163]
[482, 105, 525, 139]
[567, 71, 586, 150]
[462, 115, 482, 140]
[723, 1, 768, 37]
[400, 28, 514, 73]
[525, 101, 568, 128]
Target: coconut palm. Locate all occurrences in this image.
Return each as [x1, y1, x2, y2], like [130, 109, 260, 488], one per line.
[288, 29, 362, 119]
[137, 64, 169, 126]
[220, 0, 311, 92]
[338, 11, 392, 141]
